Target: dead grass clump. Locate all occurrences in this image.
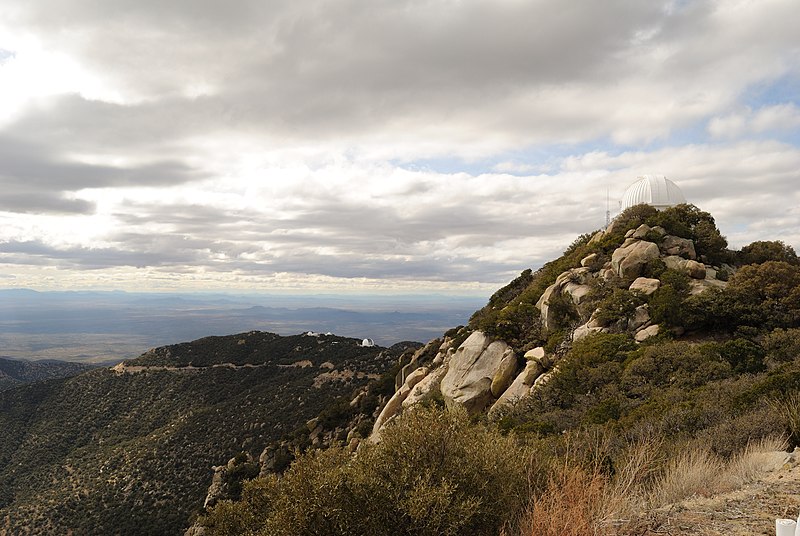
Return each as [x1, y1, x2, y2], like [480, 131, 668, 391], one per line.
[519, 464, 608, 536]
[722, 435, 788, 489]
[650, 447, 722, 506]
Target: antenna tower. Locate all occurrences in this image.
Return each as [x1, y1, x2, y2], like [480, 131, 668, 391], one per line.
[605, 188, 610, 228]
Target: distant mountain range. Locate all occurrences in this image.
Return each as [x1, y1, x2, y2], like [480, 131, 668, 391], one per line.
[0, 290, 483, 363]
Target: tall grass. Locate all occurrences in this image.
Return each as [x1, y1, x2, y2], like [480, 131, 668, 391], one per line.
[513, 433, 787, 536]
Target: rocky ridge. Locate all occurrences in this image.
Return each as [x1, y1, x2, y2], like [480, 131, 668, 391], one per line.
[367, 217, 736, 438]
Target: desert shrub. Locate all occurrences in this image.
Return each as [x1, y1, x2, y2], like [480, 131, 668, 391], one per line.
[518, 465, 607, 536]
[725, 261, 800, 329]
[763, 328, 800, 367]
[622, 342, 732, 396]
[648, 270, 690, 326]
[594, 289, 645, 327]
[738, 240, 799, 266]
[201, 407, 536, 536]
[537, 334, 635, 418]
[696, 403, 785, 458]
[714, 338, 766, 374]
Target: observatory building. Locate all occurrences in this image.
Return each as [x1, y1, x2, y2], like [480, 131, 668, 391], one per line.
[620, 175, 686, 211]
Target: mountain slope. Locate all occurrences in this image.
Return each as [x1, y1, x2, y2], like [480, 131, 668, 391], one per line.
[0, 332, 417, 535]
[193, 204, 800, 536]
[0, 357, 92, 391]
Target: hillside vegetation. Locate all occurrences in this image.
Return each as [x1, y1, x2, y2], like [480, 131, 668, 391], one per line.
[0, 357, 92, 391]
[0, 332, 415, 535]
[197, 204, 800, 536]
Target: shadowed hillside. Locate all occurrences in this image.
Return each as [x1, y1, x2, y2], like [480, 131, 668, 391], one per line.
[0, 332, 419, 535]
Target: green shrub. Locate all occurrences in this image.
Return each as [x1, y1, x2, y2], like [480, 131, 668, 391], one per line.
[739, 240, 799, 266]
[764, 328, 800, 367]
[594, 289, 644, 327]
[201, 407, 535, 536]
[649, 270, 690, 326]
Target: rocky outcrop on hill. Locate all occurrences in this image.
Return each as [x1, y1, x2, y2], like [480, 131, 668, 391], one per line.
[367, 207, 739, 433]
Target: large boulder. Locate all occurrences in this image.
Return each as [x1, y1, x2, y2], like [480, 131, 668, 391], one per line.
[685, 260, 707, 279]
[490, 352, 519, 398]
[523, 347, 552, 369]
[661, 236, 697, 259]
[372, 366, 429, 436]
[631, 224, 652, 239]
[611, 241, 660, 280]
[403, 366, 447, 409]
[487, 361, 543, 420]
[629, 277, 660, 295]
[536, 268, 593, 332]
[440, 332, 515, 415]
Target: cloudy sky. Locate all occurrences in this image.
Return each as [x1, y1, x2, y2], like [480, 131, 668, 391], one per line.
[0, 0, 798, 295]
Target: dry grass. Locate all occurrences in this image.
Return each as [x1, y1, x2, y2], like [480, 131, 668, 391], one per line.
[518, 464, 608, 536]
[511, 435, 789, 536]
[721, 435, 788, 489]
[770, 393, 800, 444]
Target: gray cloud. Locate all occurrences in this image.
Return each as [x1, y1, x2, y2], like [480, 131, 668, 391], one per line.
[0, 0, 798, 292]
[0, 133, 205, 214]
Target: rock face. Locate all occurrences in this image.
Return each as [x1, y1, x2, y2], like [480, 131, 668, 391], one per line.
[491, 352, 519, 398]
[403, 366, 447, 409]
[440, 331, 516, 415]
[611, 241, 660, 280]
[372, 366, 429, 436]
[660, 235, 696, 259]
[536, 268, 593, 333]
[487, 360, 543, 420]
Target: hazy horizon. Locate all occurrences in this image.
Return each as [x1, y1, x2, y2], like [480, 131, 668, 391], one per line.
[0, 289, 487, 363]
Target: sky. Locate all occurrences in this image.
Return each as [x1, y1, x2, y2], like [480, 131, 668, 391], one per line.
[0, 0, 798, 295]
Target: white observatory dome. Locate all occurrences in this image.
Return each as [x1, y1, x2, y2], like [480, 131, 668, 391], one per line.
[621, 175, 686, 211]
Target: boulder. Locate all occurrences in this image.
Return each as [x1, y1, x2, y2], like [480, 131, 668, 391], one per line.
[635, 324, 660, 342]
[573, 322, 604, 342]
[563, 282, 592, 305]
[689, 278, 728, 296]
[372, 366, 429, 435]
[490, 352, 519, 398]
[611, 241, 660, 280]
[487, 360, 542, 420]
[663, 255, 688, 272]
[523, 347, 550, 368]
[536, 268, 592, 332]
[403, 366, 447, 409]
[661, 236, 696, 259]
[685, 260, 707, 279]
[580, 253, 601, 269]
[651, 226, 667, 237]
[440, 332, 513, 415]
[628, 304, 651, 331]
[631, 224, 651, 239]
[629, 277, 660, 296]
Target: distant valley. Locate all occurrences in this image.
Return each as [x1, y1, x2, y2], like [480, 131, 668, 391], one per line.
[0, 290, 483, 363]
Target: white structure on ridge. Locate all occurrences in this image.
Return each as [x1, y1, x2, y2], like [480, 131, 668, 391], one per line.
[620, 175, 686, 211]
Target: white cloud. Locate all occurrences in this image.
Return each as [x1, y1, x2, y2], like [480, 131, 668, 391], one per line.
[0, 0, 798, 293]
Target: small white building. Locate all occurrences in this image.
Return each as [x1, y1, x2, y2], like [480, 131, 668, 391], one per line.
[620, 175, 686, 211]
[361, 338, 375, 347]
